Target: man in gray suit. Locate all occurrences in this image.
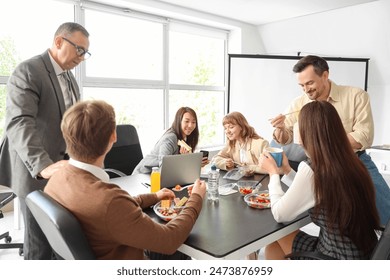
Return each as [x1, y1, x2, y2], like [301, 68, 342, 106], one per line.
[0, 22, 90, 259]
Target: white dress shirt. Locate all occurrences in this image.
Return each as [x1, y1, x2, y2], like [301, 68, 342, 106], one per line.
[268, 161, 315, 222]
[69, 158, 110, 183]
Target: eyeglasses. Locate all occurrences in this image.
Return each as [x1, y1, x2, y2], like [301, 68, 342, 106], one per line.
[62, 37, 91, 60]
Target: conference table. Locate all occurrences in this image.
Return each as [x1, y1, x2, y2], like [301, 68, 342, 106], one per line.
[110, 171, 311, 260]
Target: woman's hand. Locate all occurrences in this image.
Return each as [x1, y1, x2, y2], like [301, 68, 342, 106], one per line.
[243, 166, 255, 177]
[259, 151, 280, 176]
[225, 158, 235, 169]
[201, 157, 210, 167]
[179, 146, 191, 154]
[259, 151, 291, 176]
[156, 188, 175, 201]
[239, 163, 255, 177]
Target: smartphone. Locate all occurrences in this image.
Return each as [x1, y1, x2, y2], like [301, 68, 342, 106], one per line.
[200, 150, 209, 158]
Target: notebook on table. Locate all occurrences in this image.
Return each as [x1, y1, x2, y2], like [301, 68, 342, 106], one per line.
[160, 152, 202, 188]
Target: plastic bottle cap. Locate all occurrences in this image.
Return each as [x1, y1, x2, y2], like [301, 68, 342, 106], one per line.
[211, 165, 217, 171]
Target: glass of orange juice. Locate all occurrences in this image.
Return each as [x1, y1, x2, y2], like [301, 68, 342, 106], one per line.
[150, 167, 161, 193]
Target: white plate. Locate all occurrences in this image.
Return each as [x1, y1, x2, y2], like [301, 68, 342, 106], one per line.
[153, 201, 185, 221]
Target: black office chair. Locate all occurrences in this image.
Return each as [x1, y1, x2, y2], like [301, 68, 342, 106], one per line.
[285, 220, 390, 260]
[25, 190, 95, 260]
[104, 124, 143, 178]
[0, 191, 23, 256]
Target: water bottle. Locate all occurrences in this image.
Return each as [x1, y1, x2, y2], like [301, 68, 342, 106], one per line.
[207, 164, 220, 202]
[150, 167, 161, 193]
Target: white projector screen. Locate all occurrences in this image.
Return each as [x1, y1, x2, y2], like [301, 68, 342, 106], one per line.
[228, 54, 369, 142]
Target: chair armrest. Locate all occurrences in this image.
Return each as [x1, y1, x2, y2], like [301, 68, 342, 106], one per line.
[104, 168, 127, 178]
[285, 251, 337, 260]
[0, 192, 17, 207]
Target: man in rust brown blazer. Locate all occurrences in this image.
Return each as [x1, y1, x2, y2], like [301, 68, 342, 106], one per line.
[44, 100, 206, 259]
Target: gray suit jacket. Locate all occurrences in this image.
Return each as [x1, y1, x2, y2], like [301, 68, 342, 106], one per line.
[0, 50, 80, 198]
[132, 131, 180, 174]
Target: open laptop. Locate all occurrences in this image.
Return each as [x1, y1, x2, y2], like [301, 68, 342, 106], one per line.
[160, 152, 202, 188]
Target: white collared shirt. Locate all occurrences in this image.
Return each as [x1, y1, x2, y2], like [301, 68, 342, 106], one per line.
[48, 51, 63, 77]
[69, 158, 110, 183]
[268, 161, 315, 223]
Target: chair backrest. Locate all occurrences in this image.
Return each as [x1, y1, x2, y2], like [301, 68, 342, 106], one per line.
[104, 124, 143, 178]
[25, 190, 95, 260]
[371, 220, 390, 260]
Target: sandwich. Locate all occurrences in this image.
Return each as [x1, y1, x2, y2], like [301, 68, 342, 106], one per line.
[177, 139, 192, 152]
[175, 196, 188, 207]
[160, 200, 171, 208]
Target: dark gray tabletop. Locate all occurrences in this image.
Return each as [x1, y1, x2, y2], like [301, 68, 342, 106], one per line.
[111, 171, 310, 259]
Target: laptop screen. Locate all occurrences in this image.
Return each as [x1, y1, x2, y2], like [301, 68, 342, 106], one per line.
[160, 152, 202, 188]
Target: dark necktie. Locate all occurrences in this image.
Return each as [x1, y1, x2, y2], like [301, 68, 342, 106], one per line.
[60, 71, 74, 109]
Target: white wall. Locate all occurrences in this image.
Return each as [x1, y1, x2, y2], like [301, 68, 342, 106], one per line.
[230, 25, 265, 54]
[256, 0, 390, 146]
[119, 0, 265, 54]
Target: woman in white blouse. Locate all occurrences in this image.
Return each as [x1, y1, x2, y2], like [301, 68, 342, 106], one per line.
[259, 101, 380, 260]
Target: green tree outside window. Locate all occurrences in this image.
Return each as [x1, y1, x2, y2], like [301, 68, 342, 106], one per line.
[0, 37, 20, 137]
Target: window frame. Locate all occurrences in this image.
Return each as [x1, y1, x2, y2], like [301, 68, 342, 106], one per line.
[0, 0, 229, 148]
[78, 1, 228, 146]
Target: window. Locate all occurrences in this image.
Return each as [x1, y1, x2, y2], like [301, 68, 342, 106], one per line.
[169, 24, 226, 148]
[0, 85, 6, 136]
[168, 90, 225, 147]
[0, 0, 73, 137]
[83, 87, 165, 152]
[0, 0, 228, 152]
[0, 0, 73, 62]
[83, 5, 227, 153]
[84, 9, 164, 80]
[169, 28, 225, 86]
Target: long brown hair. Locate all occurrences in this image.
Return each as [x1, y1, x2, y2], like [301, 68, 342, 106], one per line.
[299, 101, 380, 254]
[167, 107, 199, 150]
[223, 112, 262, 150]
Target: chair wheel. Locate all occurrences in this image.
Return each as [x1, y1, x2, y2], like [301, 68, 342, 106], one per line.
[19, 248, 24, 256]
[5, 236, 12, 243]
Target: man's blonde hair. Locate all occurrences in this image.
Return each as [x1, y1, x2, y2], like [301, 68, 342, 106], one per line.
[61, 100, 116, 163]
